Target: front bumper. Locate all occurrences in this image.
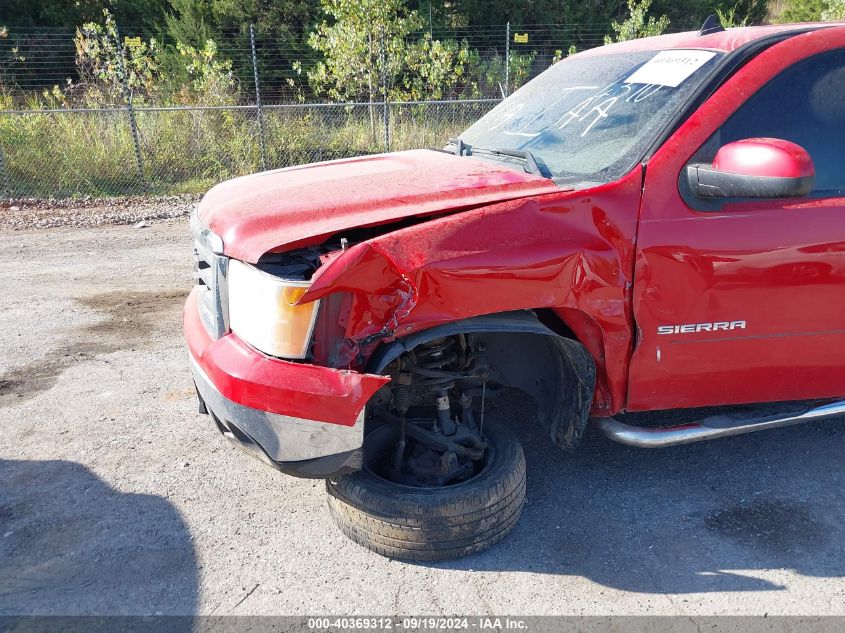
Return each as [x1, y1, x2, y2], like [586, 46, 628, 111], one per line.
[184, 287, 389, 478]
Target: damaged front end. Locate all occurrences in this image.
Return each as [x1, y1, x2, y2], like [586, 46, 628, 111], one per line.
[254, 169, 642, 456]
[371, 334, 491, 487]
[185, 216, 391, 478]
[191, 161, 640, 474]
[293, 168, 643, 416]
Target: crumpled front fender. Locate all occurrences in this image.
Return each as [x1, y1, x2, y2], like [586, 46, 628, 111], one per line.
[300, 168, 643, 414]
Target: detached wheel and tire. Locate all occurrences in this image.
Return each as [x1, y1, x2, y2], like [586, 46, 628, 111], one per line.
[326, 423, 526, 561]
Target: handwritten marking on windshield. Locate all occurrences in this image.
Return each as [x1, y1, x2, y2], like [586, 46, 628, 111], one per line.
[499, 86, 597, 138]
[557, 84, 629, 136]
[629, 83, 662, 102]
[578, 86, 632, 137]
[486, 101, 526, 132]
[481, 78, 664, 140]
[556, 82, 663, 137]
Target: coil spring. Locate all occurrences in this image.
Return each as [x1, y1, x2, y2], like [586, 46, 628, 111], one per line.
[409, 337, 461, 390]
[393, 384, 411, 415]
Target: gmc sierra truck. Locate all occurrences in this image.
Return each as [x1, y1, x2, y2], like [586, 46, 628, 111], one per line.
[185, 21, 845, 560]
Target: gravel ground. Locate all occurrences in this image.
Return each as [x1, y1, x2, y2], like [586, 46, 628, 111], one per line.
[0, 195, 199, 230]
[1, 218, 844, 617]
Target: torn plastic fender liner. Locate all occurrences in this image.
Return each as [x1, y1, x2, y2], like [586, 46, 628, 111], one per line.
[300, 168, 643, 415]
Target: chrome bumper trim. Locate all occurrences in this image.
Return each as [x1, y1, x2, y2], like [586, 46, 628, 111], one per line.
[189, 356, 365, 462]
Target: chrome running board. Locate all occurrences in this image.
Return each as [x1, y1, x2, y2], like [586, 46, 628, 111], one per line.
[593, 399, 845, 448]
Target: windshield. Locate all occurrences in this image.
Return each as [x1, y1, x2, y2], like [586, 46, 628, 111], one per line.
[459, 49, 724, 185]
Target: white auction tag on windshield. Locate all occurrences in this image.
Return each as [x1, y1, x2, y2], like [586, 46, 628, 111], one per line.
[624, 50, 716, 87]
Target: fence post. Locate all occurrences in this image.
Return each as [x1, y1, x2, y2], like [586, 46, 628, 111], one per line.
[249, 24, 268, 171]
[0, 137, 10, 198]
[380, 27, 390, 153]
[504, 22, 510, 97]
[113, 23, 146, 191]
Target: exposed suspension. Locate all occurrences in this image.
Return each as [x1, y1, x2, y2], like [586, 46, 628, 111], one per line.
[411, 337, 461, 434]
[380, 335, 491, 486]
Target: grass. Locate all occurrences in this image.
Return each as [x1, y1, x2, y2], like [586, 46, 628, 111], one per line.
[0, 101, 496, 198]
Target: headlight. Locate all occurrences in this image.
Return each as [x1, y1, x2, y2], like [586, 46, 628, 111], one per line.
[227, 259, 320, 359]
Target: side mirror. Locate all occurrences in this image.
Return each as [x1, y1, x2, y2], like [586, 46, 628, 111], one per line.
[687, 138, 814, 199]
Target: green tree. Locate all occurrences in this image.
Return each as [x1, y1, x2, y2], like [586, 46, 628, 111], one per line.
[822, 0, 845, 18]
[307, 0, 423, 103]
[164, 0, 322, 101]
[306, 0, 427, 143]
[776, 0, 845, 20]
[723, 0, 769, 25]
[439, 0, 614, 31]
[70, 10, 160, 106]
[0, 0, 170, 98]
[402, 34, 473, 100]
[176, 39, 237, 105]
[604, 0, 670, 44]
[0, 0, 168, 35]
[165, 0, 214, 47]
[777, 0, 825, 20]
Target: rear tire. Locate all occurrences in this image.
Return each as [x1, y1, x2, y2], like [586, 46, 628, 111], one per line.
[326, 423, 526, 560]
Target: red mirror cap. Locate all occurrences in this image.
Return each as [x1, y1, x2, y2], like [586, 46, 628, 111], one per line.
[713, 138, 815, 179]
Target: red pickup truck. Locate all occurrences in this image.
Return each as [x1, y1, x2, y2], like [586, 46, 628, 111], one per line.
[185, 21, 845, 560]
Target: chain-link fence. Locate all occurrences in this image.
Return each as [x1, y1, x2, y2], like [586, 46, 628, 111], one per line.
[0, 23, 641, 104]
[0, 99, 498, 198]
[0, 20, 703, 199]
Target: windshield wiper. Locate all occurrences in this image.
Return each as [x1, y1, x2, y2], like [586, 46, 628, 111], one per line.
[445, 137, 470, 156]
[445, 139, 549, 179]
[471, 147, 547, 178]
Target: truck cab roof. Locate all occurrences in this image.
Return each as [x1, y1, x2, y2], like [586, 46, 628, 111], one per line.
[581, 22, 841, 57]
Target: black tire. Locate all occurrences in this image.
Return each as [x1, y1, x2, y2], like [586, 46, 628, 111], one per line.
[325, 423, 526, 560]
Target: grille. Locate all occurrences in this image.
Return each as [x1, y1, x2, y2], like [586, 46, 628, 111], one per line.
[191, 214, 229, 339]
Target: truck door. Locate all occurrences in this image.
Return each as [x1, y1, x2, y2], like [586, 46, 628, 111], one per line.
[627, 32, 845, 411]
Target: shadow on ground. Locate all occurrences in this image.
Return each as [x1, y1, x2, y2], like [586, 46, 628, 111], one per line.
[0, 459, 197, 616]
[432, 393, 845, 594]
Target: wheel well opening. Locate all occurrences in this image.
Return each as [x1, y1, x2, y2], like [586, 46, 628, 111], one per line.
[365, 318, 596, 455]
[534, 308, 577, 340]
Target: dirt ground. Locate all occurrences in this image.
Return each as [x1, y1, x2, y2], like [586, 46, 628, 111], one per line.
[1, 219, 844, 616]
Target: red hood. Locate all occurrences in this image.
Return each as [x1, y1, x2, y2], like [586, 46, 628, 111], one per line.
[197, 149, 560, 262]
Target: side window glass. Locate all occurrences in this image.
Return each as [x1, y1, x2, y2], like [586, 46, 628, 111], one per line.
[710, 50, 845, 196]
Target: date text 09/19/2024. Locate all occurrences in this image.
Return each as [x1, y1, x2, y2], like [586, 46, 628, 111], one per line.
[306, 617, 528, 630]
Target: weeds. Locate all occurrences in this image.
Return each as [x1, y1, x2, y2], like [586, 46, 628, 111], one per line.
[0, 101, 494, 198]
